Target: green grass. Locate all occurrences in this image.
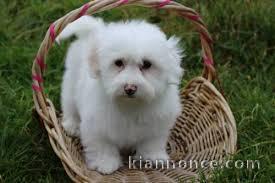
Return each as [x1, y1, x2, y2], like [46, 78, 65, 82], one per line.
[0, 0, 274, 182]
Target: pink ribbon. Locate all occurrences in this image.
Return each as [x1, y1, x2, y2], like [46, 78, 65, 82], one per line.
[36, 56, 46, 71]
[184, 14, 200, 21]
[32, 84, 43, 92]
[32, 74, 44, 83]
[156, 0, 171, 8]
[49, 23, 56, 42]
[179, 12, 212, 44]
[203, 55, 213, 66]
[77, 3, 90, 19]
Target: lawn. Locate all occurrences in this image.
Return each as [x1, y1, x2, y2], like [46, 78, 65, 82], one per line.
[0, 0, 274, 182]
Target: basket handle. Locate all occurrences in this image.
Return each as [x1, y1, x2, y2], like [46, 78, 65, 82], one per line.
[32, 0, 216, 118]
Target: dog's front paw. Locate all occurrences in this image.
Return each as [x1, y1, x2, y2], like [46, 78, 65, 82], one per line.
[86, 154, 123, 174]
[62, 118, 80, 137]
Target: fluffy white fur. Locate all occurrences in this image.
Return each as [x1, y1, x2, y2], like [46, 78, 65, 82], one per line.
[58, 16, 184, 174]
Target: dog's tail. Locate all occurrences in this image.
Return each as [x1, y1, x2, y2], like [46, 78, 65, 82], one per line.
[56, 16, 104, 44]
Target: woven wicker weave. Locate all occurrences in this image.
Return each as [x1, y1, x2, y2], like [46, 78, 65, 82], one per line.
[32, 0, 237, 182]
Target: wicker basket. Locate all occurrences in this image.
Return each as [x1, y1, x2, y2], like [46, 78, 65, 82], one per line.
[32, 0, 237, 182]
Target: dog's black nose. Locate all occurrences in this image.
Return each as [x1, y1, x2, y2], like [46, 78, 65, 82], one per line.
[124, 84, 137, 96]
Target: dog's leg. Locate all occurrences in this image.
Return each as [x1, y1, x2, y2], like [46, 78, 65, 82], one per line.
[84, 139, 122, 174]
[61, 71, 80, 137]
[62, 104, 80, 137]
[135, 136, 169, 163]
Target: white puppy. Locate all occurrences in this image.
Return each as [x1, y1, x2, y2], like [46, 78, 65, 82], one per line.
[58, 16, 184, 174]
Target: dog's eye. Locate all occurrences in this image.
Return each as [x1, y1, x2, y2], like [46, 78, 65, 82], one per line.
[114, 59, 124, 68]
[141, 60, 152, 70]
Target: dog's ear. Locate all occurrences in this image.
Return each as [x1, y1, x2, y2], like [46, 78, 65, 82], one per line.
[88, 45, 100, 79]
[167, 36, 185, 84]
[167, 36, 184, 63]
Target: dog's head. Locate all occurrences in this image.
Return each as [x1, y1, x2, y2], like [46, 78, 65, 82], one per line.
[87, 20, 184, 103]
